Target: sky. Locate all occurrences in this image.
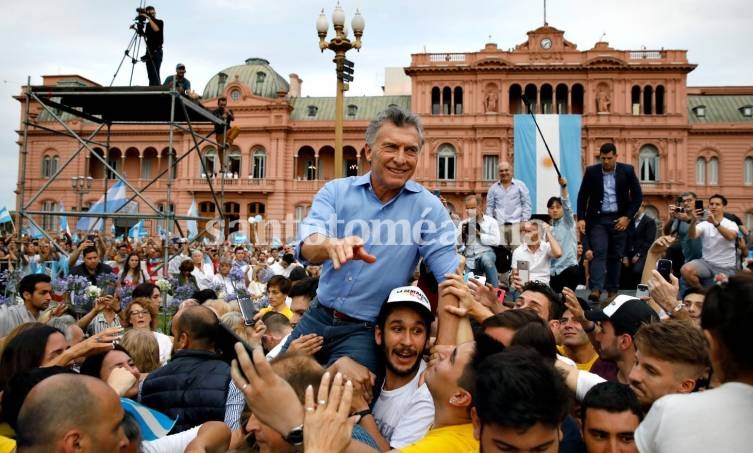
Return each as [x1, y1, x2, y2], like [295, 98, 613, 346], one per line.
[1, 0, 751, 210]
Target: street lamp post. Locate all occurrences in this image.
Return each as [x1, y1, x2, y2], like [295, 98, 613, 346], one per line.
[71, 176, 93, 225]
[317, 3, 365, 179]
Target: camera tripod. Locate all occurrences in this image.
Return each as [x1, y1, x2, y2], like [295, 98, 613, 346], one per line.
[110, 24, 157, 87]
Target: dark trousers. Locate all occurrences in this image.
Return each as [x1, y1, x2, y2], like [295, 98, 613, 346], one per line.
[280, 298, 382, 376]
[587, 215, 626, 292]
[550, 265, 581, 293]
[146, 47, 163, 86]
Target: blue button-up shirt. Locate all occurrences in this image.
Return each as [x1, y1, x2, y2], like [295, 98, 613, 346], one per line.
[485, 178, 532, 224]
[550, 196, 578, 275]
[601, 171, 618, 213]
[296, 173, 459, 322]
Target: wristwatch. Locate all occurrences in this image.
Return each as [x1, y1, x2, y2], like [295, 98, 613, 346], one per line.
[284, 425, 304, 448]
[670, 301, 684, 317]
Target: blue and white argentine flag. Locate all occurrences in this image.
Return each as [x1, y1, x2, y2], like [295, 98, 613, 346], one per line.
[514, 114, 582, 215]
[75, 180, 128, 232]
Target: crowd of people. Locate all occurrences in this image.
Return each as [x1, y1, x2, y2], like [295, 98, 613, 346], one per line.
[1, 106, 752, 453]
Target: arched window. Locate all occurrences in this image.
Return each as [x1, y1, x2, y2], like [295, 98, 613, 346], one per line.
[200, 148, 217, 177]
[437, 144, 456, 180]
[252, 147, 266, 179]
[453, 86, 463, 115]
[631, 85, 641, 115]
[744, 157, 753, 186]
[42, 156, 51, 178]
[431, 87, 440, 115]
[655, 85, 666, 114]
[643, 85, 654, 115]
[638, 145, 659, 182]
[508, 84, 523, 114]
[708, 157, 719, 185]
[41, 200, 58, 231]
[442, 87, 452, 115]
[227, 148, 241, 176]
[695, 158, 706, 185]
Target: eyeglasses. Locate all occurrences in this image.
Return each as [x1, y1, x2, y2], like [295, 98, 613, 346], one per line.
[130, 310, 149, 317]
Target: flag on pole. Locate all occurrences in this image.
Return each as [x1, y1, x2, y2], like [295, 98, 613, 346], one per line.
[514, 114, 583, 215]
[59, 202, 70, 236]
[186, 197, 198, 239]
[75, 180, 128, 232]
[129, 219, 148, 239]
[0, 206, 12, 224]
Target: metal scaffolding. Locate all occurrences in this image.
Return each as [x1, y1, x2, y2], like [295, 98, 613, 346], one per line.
[17, 82, 230, 277]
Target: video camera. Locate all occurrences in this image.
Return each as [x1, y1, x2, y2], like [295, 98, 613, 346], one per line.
[134, 7, 148, 22]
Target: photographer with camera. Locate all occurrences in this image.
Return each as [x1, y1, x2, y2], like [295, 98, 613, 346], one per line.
[130, 5, 163, 86]
[681, 194, 739, 289]
[663, 192, 702, 266]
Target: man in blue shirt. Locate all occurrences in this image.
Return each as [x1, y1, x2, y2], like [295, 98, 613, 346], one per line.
[286, 107, 460, 375]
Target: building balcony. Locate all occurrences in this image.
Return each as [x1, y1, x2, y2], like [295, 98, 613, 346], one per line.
[179, 176, 276, 193]
[415, 178, 488, 193]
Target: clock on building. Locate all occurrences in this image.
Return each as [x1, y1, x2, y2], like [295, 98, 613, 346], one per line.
[540, 38, 553, 49]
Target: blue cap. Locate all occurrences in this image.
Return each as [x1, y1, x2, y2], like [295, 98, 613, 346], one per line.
[176, 63, 185, 69]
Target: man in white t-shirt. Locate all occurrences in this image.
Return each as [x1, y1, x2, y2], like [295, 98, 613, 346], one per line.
[352, 286, 436, 450]
[635, 274, 753, 452]
[681, 194, 739, 289]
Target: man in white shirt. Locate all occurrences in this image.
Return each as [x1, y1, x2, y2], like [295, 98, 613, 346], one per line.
[635, 274, 753, 452]
[353, 286, 436, 451]
[461, 194, 501, 287]
[511, 222, 562, 287]
[682, 194, 740, 289]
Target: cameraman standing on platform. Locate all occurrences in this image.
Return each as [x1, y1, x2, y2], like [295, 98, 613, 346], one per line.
[132, 5, 164, 86]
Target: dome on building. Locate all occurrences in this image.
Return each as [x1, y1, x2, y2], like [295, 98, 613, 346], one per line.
[202, 58, 290, 99]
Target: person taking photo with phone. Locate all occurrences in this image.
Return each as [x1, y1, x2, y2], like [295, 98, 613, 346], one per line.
[681, 194, 739, 289]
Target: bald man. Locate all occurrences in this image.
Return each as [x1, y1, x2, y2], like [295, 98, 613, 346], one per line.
[16, 374, 128, 453]
[486, 161, 532, 248]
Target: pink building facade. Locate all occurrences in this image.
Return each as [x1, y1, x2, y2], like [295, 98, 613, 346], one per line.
[16, 25, 753, 241]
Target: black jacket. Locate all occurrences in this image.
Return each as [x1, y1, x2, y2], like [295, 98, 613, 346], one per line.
[577, 162, 643, 221]
[140, 349, 230, 434]
[626, 215, 657, 258]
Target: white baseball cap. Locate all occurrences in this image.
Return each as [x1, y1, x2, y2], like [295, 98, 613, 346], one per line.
[385, 286, 433, 319]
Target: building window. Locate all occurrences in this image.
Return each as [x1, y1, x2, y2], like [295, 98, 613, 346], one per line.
[294, 205, 310, 237]
[740, 106, 753, 117]
[199, 201, 216, 214]
[483, 155, 499, 181]
[347, 104, 358, 117]
[638, 145, 659, 182]
[307, 105, 318, 117]
[431, 87, 440, 115]
[437, 144, 456, 180]
[41, 200, 58, 231]
[695, 158, 706, 185]
[746, 213, 753, 233]
[744, 157, 753, 186]
[305, 159, 317, 181]
[230, 89, 241, 101]
[106, 158, 120, 179]
[256, 72, 266, 84]
[252, 148, 266, 179]
[201, 149, 217, 176]
[708, 157, 719, 185]
[42, 156, 51, 178]
[453, 87, 463, 115]
[693, 105, 706, 118]
[227, 149, 241, 176]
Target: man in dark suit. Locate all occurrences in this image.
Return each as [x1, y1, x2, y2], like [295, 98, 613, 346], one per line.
[577, 143, 643, 301]
[622, 203, 657, 288]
